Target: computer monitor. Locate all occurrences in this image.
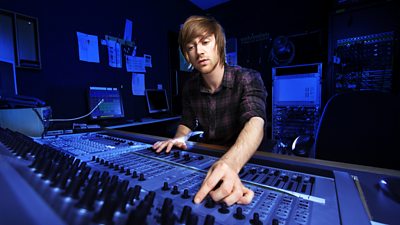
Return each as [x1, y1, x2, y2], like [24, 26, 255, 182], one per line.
[145, 89, 170, 114]
[0, 59, 18, 97]
[88, 86, 124, 120]
[273, 76, 320, 105]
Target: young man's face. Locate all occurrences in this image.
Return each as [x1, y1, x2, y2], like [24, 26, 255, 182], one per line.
[185, 34, 220, 74]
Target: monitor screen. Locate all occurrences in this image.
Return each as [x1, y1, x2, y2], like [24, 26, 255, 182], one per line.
[145, 89, 169, 114]
[88, 86, 124, 119]
[0, 59, 17, 97]
[273, 76, 320, 105]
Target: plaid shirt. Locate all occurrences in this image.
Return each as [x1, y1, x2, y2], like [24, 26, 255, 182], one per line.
[180, 65, 267, 146]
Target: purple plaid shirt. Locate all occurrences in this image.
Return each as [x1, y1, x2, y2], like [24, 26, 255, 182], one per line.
[180, 65, 267, 146]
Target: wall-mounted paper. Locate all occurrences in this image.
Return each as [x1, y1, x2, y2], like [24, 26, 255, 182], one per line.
[126, 56, 146, 73]
[107, 40, 122, 68]
[126, 55, 134, 72]
[144, 54, 152, 67]
[124, 19, 133, 41]
[132, 73, 145, 96]
[76, 32, 99, 63]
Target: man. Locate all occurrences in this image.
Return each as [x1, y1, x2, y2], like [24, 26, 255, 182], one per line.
[153, 15, 267, 206]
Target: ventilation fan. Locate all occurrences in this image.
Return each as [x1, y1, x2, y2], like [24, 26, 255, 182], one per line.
[269, 36, 295, 66]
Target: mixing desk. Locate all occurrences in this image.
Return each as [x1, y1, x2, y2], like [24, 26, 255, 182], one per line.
[0, 127, 399, 225]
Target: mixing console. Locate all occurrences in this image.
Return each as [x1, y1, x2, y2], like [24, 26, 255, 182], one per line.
[0, 128, 380, 225]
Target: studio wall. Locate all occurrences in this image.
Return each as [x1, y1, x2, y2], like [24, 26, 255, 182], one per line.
[1, 0, 201, 120]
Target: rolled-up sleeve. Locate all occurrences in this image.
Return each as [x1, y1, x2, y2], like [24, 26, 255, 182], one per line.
[239, 71, 268, 126]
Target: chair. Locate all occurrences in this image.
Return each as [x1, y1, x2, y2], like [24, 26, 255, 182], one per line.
[314, 91, 400, 170]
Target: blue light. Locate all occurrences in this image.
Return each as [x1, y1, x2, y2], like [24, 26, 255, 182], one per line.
[190, 0, 230, 10]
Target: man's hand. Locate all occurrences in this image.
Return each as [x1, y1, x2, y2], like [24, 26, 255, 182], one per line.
[193, 160, 254, 206]
[152, 137, 187, 153]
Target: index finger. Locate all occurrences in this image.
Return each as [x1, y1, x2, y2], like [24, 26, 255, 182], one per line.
[237, 186, 254, 204]
[194, 170, 225, 204]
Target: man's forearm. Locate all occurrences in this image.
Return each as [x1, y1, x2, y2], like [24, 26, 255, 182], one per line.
[174, 124, 192, 139]
[220, 117, 264, 173]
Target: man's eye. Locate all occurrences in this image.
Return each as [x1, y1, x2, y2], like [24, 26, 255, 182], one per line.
[203, 41, 209, 45]
[187, 46, 194, 51]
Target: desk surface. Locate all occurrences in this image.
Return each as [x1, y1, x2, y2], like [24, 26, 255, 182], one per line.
[105, 116, 181, 129]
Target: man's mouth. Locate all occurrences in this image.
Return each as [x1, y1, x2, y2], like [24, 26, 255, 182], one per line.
[198, 59, 208, 65]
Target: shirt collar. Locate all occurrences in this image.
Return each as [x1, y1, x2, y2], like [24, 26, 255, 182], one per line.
[198, 65, 235, 93]
[222, 65, 235, 89]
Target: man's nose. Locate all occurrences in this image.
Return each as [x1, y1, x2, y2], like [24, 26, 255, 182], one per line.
[196, 45, 204, 55]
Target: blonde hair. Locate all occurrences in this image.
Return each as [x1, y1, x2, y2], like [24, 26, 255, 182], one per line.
[178, 15, 226, 65]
